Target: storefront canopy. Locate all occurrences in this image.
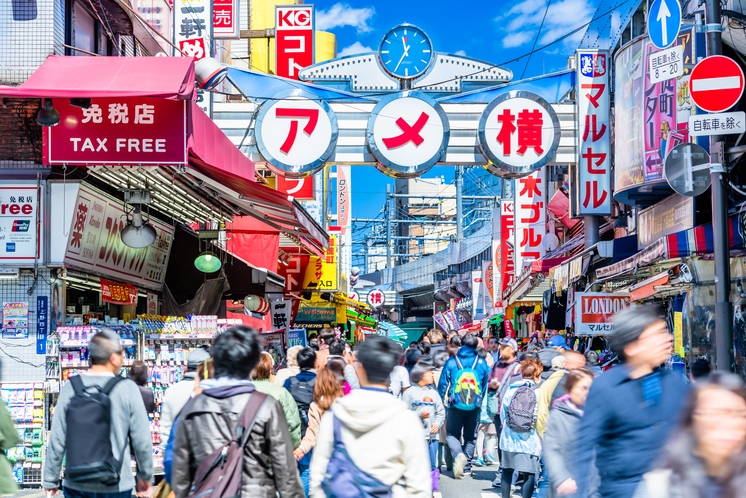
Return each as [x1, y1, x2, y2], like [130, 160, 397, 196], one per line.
[596, 216, 745, 279]
[0, 56, 196, 100]
[506, 257, 570, 305]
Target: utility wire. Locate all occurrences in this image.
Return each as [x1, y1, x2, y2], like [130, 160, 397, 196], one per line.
[521, 0, 553, 80]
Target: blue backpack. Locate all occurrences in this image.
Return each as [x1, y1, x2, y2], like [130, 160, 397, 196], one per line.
[449, 356, 483, 411]
[321, 416, 393, 498]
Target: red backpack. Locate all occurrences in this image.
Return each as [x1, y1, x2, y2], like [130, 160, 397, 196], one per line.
[187, 392, 268, 498]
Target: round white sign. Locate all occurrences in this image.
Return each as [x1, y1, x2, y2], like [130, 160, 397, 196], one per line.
[478, 91, 560, 179]
[367, 289, 386, 308]
[367, 92, 449, 178]
[255, 91, 337, 178]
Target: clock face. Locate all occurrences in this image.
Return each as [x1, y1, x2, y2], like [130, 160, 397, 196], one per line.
[378, 24, 433, 80]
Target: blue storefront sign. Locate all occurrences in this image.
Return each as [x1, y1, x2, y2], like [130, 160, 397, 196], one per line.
[287, 328, 307, 348]
[36, 295, 48, 354]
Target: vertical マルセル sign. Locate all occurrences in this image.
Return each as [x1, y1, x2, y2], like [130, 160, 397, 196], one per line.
[576, 50, 612, 215]
[275, 5, 314, 79]
[500, 201, 514, 301]
[174, 0, 212, 60]
[514, 169, 547, 274]
[0, 183, 42, 263]
[213, 0, 239, 39]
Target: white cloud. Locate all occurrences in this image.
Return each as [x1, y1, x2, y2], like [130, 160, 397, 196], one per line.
[338, 41, 374, 57]
[495, 0, 594, 50]
[454, 50, 467, 56]
[317, 3, 375, 33]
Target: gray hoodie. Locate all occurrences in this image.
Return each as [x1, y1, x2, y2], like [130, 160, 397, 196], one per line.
[402, 384, 446, 440]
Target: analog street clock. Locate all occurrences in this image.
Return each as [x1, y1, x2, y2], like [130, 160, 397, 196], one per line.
[378, 24, 433, 80]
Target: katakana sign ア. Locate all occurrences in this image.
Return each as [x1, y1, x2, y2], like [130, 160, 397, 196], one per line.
[173, 0, 212, 60]
[43, 98, 187, 166]
[276, 5, 314, 80]
[514, 169, 547, 274]
[367, 289, 385, 308]
[367, 92, 450, 178]
[575, 50, 612, 215]
[255, 91, 338, 178]
[213, 0, 239, 39]
[478, 90, 561, 179]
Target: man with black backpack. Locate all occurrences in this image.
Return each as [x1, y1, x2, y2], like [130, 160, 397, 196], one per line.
[285, 347, 317, 440]
[171, 325, 302, 498]
[43, 329, 152, 498]
[310, 335, 431, 497]
[437, 333, 491, 479]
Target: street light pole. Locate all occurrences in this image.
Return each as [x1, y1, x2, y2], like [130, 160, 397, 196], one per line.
[704, 0, 733, 371]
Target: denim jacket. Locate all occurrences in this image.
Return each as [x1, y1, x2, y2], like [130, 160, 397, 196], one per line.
[499, 379, 542, 457]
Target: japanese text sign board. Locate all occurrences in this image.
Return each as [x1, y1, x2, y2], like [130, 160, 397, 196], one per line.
[100, 278, 139, 306]
[689, 55, 745, 113]
[43, 98, 187, 166]
[576, 50, 612, 215]
[648, 45, 683, 84]
[36, 296, 48, 354]
[277, 253, 310, 293]
[271, 300, 292, 331]
[500, 201, 514, 300]
[514, 169, 547, 274]
[367, 289, 385, 308]
[3, 302, 28, 339]
[63, 183, 174, 290]
[574, 292, 630, 335]
[286, 328, 307, 348]
[0, 183, 42, 264]
[648, 0, 681, 49]
[276, 176, 315, 200]
[276, 5, 314, 80]
[255, 94, 337, 178]
[478, 91, 560, 179]
[213, 0, 239, 39]
[302, 235, 338, 291]
[689, 111, 746, 136]
[174, 0, 212, 60]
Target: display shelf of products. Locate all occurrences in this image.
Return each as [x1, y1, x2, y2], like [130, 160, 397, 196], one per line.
[1, 383, 45, 487]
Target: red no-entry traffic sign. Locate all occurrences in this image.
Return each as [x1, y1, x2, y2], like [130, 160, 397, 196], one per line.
[689, 55, 745, 113]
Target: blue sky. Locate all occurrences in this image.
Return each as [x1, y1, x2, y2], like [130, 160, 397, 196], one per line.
[312, 0, 599, 218]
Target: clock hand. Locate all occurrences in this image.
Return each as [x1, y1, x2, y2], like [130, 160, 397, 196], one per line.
[394, 51, 407, 72]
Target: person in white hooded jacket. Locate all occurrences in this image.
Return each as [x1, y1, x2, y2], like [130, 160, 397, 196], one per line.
[310, 336, 431, 498]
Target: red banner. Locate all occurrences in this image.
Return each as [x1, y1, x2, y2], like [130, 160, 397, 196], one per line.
[43, 97, 187, 166]
[100, 278, 138, 306]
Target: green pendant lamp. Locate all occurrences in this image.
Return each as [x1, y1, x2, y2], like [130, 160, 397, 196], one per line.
[194, 251, 222, 273]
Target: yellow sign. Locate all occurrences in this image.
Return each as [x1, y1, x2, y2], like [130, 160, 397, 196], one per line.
[673, 311, 684, 357]
[303, 235, 338, 291]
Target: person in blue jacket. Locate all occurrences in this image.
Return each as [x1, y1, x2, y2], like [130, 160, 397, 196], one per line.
[573, 306, 689, 498]
[437, 333, 491, 479]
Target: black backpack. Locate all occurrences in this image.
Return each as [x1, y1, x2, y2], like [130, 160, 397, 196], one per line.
[287, 375, 316, 437]
[65, 375, 126, 485]
[506, 384, 539, 433]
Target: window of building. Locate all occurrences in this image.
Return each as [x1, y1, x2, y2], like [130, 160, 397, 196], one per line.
[73, 2, 95, 55]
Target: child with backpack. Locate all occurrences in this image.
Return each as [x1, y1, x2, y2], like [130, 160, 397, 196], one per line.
[498, 357, 544, 498]
[402, 361, 446, 492]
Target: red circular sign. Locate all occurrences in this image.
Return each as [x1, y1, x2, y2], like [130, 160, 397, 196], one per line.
[689, 55, 745, 113]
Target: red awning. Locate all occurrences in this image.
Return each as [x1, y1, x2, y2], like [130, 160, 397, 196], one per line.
[0, 56, 195, 100]
[187, 102, 329, 256]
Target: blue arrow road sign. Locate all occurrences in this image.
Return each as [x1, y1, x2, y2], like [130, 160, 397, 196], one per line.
[648, 0, 682, 49]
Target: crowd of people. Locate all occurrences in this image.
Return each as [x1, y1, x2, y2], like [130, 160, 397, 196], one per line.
[13, 304, 746, 498]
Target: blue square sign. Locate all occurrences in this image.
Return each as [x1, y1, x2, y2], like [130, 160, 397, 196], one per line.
[5, 243, 15, 253]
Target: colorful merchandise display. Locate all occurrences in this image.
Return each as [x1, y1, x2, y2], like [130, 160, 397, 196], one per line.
[1, 383, 45, 487]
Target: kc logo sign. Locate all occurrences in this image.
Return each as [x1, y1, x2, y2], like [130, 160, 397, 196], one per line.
[367, 92, 450, 178]
[276, 5, 314, 80]
[255, 91, 338, 178]
[478, 91, 561, 179]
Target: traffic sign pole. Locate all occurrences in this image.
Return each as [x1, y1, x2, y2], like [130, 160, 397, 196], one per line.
[705, 0, 734, 372]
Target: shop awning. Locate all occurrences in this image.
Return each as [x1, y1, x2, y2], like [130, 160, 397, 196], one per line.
[0, 56, 195, 100]
[506, 257, 570, 305]
[596, 216, 745, 279]
[187, 102, 329, 255]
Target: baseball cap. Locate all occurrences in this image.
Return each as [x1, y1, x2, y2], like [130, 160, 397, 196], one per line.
[547, 335, 569, 349]
[499, 338, 518, 351]
[410, 360, 436, 384]
[187, 346, 212, 370]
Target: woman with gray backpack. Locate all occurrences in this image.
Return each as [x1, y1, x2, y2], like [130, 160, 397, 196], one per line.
[498, 357, 544, 498]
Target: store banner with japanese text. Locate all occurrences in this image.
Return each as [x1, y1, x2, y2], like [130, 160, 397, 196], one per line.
[43, 98, 187, 166]
[100, 278, 138, 306]
[2, 302, 28, 339]
[303, 235, 338, 292]
[275, 5, 314, 79]
[337, 166, 352, 292]
[270, 300, 292, 332]
[500, 201, 514, 301]
[575, 292, 630, 335]
[287, 328, 307, 348]
[63, 183, 174, 290]
[484, 261, 494, 310]
[514, 170, 546, 275]
[174, 0, 212, 60]
[36, 296, 48, 354]
[0, 182, 43, 264]
[213, 0, 238, 39]
[637, 194, 694, 250]
[471, 270, 483, 319]
[576, 50, 611, 215]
